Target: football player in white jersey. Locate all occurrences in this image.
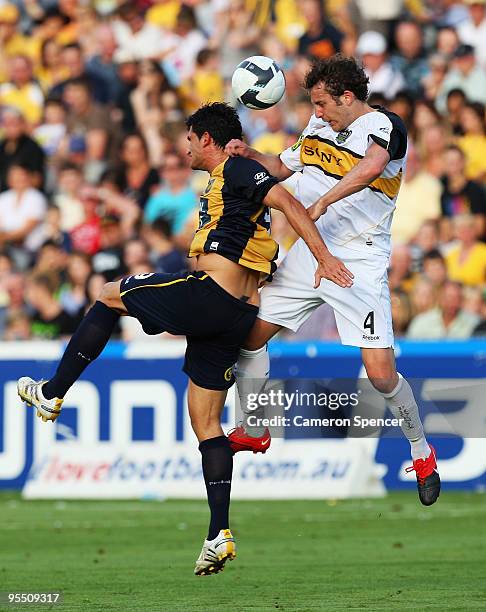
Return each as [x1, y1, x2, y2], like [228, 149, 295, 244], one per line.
[226, 55, 440, 506]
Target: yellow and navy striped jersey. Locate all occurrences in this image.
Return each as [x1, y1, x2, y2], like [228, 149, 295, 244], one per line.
[189, 156, 279, 277]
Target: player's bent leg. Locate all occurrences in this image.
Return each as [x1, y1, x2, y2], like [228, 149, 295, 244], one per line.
[18, 281, 124, 421]
[361, 348, 440, 506]
[229, 319, 281, 452]
[187, 381, 236, 575]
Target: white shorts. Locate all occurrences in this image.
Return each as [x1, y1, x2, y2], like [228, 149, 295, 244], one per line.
[259, 238, 394, 348]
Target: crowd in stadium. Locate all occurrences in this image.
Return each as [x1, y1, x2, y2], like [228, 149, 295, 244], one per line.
[0, 0, 486, 341]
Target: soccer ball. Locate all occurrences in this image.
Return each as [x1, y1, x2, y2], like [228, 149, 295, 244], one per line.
[232, 56, 286, 110]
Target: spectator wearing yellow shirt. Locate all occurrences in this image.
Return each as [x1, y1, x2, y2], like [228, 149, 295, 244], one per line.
[446, 214, 486, 286]
[0, 4, 38, 81]
[250, 106, 288, 155]
[392, 143, 442, 244]
[0, 56, 44, 127]
[180, 48, 224, 114]
[146, 0, 181, 30]
[457, 102, 486, 182]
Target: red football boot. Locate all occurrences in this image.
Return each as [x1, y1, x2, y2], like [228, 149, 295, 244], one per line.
[228, 426, 271, 454]
[405, 445, 441, 506]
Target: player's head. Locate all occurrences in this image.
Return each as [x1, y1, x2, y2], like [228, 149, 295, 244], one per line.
[186, 103, 242, 170]
[303, 55, 369, 131]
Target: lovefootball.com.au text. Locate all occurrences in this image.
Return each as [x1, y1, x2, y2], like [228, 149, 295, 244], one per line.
[246, 416, 404, 429]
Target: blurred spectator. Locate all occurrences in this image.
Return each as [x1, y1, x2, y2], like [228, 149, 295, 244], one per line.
[346, 0, 404, 37]
[407, 280, 479, 338]
[112, 1, 164, 61]
[146, 0, 181, 30]
[0, 3, 36, 82]
[418, 122, 448, 177]
[390, 21, 429, 96]
[440, 145, 486, 238]
[391, 288, 413, 337]
[31, 204, 72, 254]
[297, 0, 344, 59]
[113, 52, 138, 133]
[388, 244, 415, 293]
[0, 164, 47, 266]
[36, 38, 69, 92]
[26, 273, 82, 339]
[180, 48, 224, 114]
[446, 88, 467, 135]
[392, 143, 441, 244]
[462, 285, 483, 316]
[3, 310, 31, 340]
[422, 249, 448, 289]
[159, 5, 207, 83]
[410, 220, 441, 271]
[59, 251, 92, 315]
[63, 78, 115, 181]
[32, 240, 67, 281]
[0, 108, 45, 191]
[217, 0, 261, 80]
[445, 214, 486, 286]
[92, 215, 125, 281]
[34, 99, 67, 159]
[410, 277, 437, 316]
[436, 44, 486, 113]
[421, 54, 448, 103]
[85, 24, 122, 105]
[69, 186, 102, 256]
[356, 31, 405, 99]
[144, 152, 198, 235]
[49, 42, 109, 104]
[130, 59, 181, 165]
[457, 102, 486, 182]
[123, 238, 152, 275]
[54, 163, 85, 231]
[251, 107, 288, 155]
[114, 132, 159, 209]
[0, 55, 44, 126]
[144, 217, 187, 273]
[457, 0, 486, 68]
[85, 272, 107, 311]
[436, 25, 460, 59]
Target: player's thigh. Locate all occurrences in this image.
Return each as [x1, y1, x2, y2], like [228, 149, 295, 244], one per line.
[320, 254, 394, 349]
[187, 379, 227, 442]
[244, 318, 281, 350]
[258, 239, 323, 333]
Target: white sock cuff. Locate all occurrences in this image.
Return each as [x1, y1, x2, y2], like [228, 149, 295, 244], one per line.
[239, 345, 267, 360]
[380, 373, 404, 399]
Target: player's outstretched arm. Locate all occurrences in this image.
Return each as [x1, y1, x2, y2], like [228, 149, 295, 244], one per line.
[308, 143, 391, 221]
[264, 184, 354, 289]
[225, 139, 293, 182]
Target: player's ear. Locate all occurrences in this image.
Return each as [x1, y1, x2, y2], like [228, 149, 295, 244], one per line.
[342, 90, 355, 106]
[201, 132, 212, 147]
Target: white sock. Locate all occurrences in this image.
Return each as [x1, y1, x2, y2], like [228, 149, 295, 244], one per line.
[234, 346, 269, 437]
[380, 374, 430, 460]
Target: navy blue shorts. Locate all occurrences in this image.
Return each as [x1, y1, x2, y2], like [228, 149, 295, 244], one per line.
[120, 271, 258, 390]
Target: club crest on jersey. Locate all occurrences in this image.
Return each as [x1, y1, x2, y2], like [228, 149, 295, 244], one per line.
[336, 129, 352, 144]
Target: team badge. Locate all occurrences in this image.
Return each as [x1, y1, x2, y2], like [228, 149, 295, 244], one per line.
[224, 366, 234, 382]
[336, 129, 352, 144]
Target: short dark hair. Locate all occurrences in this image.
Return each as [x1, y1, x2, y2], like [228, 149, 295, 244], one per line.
[152, 217, 173, 238]
[186, 103, 242, 148]
[423, 249, 445, 263]
[303, 55, 369, 102]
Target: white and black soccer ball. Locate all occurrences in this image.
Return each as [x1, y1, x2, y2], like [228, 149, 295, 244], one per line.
[231, 56, 286, 110]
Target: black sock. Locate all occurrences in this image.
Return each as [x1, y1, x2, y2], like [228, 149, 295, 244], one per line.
[43, 301, 120, 400]
[199, 435, 233, 541]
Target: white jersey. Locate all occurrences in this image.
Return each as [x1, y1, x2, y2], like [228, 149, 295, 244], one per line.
[280, 107, 407, 257]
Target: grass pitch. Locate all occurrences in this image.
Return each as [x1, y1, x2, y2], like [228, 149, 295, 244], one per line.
[0, 492, 485, 611]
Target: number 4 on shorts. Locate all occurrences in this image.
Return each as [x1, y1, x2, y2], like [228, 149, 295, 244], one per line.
[364, 311, 375, 335]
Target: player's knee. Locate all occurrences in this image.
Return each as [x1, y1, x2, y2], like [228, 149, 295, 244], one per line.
[367, 374, 399, 394]
[98, 281, 120, 308]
